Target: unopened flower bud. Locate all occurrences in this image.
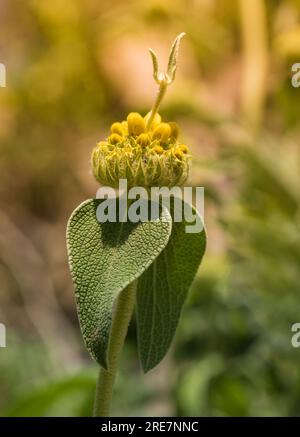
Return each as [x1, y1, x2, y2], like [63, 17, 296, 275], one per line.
[110, 122, 124, 136]
[127, 112, 146, 136]
[178, 144, 189, 154]
[137, 133, 151, 147]
[152, 123, 171, 143]
[152, 145, 164, 155]
[174, 149, 184, 160]
[109, 133, 123, 144]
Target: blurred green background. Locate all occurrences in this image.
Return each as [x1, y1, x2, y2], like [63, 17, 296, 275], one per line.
[0, 0, 300, 416]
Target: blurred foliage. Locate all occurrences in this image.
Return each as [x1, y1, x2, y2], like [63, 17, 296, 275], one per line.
[0, 0, 300, 416]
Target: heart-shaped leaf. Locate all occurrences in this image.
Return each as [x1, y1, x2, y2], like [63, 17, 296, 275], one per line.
[136, 201, 206, 372]
[67, 199, 172, 368]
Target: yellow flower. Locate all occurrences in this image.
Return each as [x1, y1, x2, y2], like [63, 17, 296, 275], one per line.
[174, 149, 184, 160]
[127, 112, 146, 136]
[110, 122, 124, 136]
[178, 144, 189, 154]
[91, 112, 190, 189]
[108, 133, 123, 145]
[137, 133, 151, 147]
[152, 123, 171, 143]
[152, 145, 164, 155]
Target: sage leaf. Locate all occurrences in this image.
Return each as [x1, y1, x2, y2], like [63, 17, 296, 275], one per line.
[136, 202, 206, 372]
[67, 199, 172, 368]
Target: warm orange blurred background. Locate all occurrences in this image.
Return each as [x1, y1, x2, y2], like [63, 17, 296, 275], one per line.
[0, 0, 300, 416]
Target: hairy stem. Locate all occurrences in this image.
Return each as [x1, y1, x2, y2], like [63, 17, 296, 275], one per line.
[146, 82, 167, 130]
[93, 280, 137, 417]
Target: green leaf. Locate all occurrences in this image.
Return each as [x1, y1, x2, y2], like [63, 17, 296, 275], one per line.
[149, 48, 159, 83]
[66, 199, 172, 368]
[136, 201, 206, 372]
[167, 32, 185, 82]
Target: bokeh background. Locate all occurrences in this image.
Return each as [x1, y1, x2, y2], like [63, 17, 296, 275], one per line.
[0, 0, 300, 416]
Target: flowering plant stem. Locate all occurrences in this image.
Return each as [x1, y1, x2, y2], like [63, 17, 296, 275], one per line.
[93, 280, 137, 417]
[146, 82, 167, 130]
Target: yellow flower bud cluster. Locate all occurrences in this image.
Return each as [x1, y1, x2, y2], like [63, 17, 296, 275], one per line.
[91, 112, 190, 189]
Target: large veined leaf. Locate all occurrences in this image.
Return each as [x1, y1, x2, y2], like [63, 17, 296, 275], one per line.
[66, 199, 172, 368]
[136, 202, 206, 372]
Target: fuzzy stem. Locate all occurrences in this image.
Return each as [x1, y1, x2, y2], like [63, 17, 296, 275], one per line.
[93, 280, 137, 417]
[146, 81, 168, 130]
